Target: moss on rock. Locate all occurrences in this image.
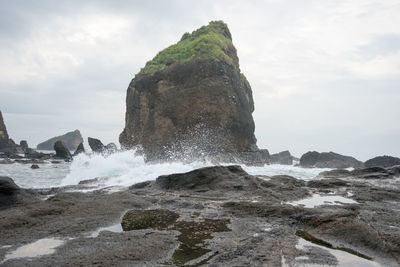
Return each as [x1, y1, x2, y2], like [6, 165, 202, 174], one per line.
[139, 21, 237, 75]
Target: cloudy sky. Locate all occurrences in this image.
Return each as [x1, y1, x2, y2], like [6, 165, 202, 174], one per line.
[0, 0, 399, 160]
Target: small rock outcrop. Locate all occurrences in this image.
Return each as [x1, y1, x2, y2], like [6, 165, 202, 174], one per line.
[20, 140, 28, 150]
[120, 21, 257, 160]
[37, 130, 83, 151]
[299, 151, 363, 169]
[88, 137, 104, 153]
[270, 150, 295, 165]
[54, 140, 72, 160]
[0, 176, 36, 209]
[365, 155, 400, 168]
[0, 111, 19, 153]
[73, 142, 85, 156]
[105, 143, 118, 153]
[155, 165, 255, 192]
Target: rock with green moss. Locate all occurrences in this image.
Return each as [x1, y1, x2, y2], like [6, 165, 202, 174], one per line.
[120, 21, 258, 160]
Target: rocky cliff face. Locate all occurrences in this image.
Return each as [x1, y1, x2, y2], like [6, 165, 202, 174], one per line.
[120, 21, 257, 160]
[0, 111, 9, 148]
[37, 130, 83, 151]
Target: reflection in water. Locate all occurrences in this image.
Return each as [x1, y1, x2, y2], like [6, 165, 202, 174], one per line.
[288, 194, 358, 208]
[3, 238, 65, 262]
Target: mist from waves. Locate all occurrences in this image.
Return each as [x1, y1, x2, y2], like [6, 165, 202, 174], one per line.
[1, 150, 330, 190]
[60, 150, 329, 190]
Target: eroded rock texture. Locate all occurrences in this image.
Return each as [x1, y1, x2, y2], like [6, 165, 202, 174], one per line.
[120, 21, 257, 160]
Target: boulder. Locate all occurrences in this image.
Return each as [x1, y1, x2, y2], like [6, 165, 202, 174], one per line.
[364, 155, 400, 168]
[31, 164, 39, 169]
[270, 150, 294, 165]
[88, 137, 104, 153]
[37, 129, 83, 151]
[20, 140, 28, 150]
[54, 140, 72, 160]
[155, 165, 255, 192]
[0, 176, 36, 209]
[299, 151, 363, 169]
[120, 21, 257, 161]
[105, 143, 118, 153]
[73, 142, 85, 156]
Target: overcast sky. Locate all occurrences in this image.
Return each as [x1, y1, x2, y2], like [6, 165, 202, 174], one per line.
[0, 0, 399, 160]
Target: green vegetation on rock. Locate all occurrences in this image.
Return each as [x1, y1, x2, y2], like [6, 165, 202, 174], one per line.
[139, 21, 237, 75]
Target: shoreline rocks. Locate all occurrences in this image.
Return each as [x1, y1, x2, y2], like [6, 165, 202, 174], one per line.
[0, 166, 399, 266]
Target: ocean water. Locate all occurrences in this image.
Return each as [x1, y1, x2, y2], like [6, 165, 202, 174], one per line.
[0, 150, 329, 190]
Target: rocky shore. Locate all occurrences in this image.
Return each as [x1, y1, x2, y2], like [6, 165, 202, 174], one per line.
[1, 165, 399, 266]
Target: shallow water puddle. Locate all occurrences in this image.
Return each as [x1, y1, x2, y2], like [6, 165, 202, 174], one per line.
[90, 223, 123, 237]
[2, 238, 65, 262]
[288, 194, 358, 208]
[296, 232, 381, 267]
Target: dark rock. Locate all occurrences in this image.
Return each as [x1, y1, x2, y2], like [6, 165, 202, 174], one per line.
[365, 155, 400, 168]
[88, 137, 105, 153]
[307, 178, 349, 188]
[20, 140, 28, 149]
[120, 21, 258, 160]
[73, 142, 85, 156]
[54, 140, 72, 160]
[31, 164, 39, 169]
[0, 111, 10, 148]
[37, 129, 83, 151]
[24, 150, 52, 160]
[105, 143, 117, 153]
[155, 165, 254, 192]
[299, 151, 364, 169]
[0, 176, 36, 209]
[270, 150, 294, 165]
[0, 111, 23, 154]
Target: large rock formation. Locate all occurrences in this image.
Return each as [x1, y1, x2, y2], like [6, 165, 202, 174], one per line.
[37, 130, 83, 151]
[120, 21, 257, 160]
[299, 151, 364, 169]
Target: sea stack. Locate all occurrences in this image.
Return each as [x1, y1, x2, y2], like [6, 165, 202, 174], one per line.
[0, 111, 10, 148]
[120, 21, 257, 160]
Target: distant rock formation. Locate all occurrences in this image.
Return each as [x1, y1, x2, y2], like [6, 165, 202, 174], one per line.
[299, 151, 364, 169]
[88, 137, 105, 153]
[270, 150, 295, 165]
[0, 111, 13, 151]
[365, 155, 400, 168]
[37, 130, 83, 151]
[54, 140, 72, 160]
[73, 142, 85, 156]
[120, 21, 257, 160]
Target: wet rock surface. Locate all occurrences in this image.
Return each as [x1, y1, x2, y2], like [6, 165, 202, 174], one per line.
[53, 140, 72, 160]
[88, 137, 105, 153]
[0, 166, 399, 266]
[120, 21, 258, 160]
